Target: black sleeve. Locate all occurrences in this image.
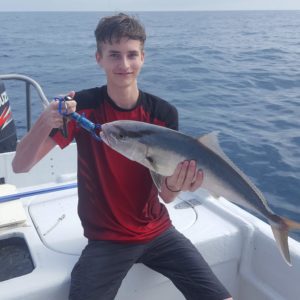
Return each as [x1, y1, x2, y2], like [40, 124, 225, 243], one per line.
[73, 87, 103, 111]
[165, 103, 178, 131]
[141, 91, 179, 131]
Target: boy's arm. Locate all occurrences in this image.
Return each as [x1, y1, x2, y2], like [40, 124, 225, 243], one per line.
[12, 98, 76, 173]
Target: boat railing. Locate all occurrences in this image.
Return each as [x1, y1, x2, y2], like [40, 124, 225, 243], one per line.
[0, 74, 49, 131]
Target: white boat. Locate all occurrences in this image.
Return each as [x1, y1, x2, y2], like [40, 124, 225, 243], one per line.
[0, 74, 299, 300]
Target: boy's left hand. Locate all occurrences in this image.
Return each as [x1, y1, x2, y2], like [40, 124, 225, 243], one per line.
[166, 160, 203, 192]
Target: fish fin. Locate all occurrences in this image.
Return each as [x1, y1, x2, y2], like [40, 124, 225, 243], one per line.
[150, 170, 164, 192]
[142, 155, 156, 170]
[270, 224, 291, 266]
[208, 190, 222, 199]
[198, 131, 225, 156]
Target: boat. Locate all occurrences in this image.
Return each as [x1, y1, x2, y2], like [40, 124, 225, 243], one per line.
[0, 74, 299, 300]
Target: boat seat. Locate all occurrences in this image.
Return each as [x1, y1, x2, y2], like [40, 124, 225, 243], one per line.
[0, 184, 27, 227]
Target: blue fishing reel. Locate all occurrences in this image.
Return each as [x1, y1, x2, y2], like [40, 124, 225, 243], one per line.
[55, 96, 102, 141]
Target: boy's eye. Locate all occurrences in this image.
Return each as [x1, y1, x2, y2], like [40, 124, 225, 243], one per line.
[128, 53, 138, 59]
[110, 53, 119, 58]
[108, 52, 139, 60]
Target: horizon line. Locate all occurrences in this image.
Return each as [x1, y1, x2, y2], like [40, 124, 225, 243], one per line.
[1, 9, 300, 13]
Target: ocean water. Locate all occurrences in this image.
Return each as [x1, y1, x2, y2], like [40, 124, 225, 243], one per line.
[1, 11, 300, 240]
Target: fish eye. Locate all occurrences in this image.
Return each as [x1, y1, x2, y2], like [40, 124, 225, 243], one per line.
[118, 133, 125, 140]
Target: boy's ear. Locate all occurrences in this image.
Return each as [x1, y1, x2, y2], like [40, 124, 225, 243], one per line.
[95, 51, 102, 65]
[141, 50, 145, 63]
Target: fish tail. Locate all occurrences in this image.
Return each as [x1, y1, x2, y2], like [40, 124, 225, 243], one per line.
[270, 224, 291, 266]
[270, 217, 300, 267]
[282, 217, 300, 231]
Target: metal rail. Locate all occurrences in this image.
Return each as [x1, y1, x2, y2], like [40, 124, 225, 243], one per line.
[0, 183, 77, 203]
[0, 74, 49, 131]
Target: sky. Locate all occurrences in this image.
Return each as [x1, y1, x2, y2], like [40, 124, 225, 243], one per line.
[1, 0, 300, 12]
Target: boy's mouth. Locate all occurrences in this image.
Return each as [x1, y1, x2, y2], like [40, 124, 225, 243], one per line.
[116, 72, 132, 75]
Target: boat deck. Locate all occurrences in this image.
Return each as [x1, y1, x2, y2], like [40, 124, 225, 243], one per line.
[1, 144, 300, 299]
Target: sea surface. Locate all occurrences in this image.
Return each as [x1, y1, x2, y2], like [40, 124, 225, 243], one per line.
[1, 11, 300, 240]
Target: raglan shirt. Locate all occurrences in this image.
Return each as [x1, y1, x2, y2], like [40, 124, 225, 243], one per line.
[50, 86, 178, 243]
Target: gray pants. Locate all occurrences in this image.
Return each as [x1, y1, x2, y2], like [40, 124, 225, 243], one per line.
[69, 226, 230, 300]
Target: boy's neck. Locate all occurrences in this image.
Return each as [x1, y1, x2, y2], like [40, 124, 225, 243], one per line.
[107, 84, 139, 109]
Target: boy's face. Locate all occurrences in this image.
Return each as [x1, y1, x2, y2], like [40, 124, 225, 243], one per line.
[96, 38, 144, 89]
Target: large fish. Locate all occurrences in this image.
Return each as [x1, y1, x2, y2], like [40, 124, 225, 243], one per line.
[100, 120, 300, 265]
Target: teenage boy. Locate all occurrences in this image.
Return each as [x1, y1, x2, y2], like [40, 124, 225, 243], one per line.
[12, 13, 232, 300]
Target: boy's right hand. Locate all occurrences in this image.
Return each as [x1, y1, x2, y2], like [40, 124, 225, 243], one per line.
[44, 91, 77, 129]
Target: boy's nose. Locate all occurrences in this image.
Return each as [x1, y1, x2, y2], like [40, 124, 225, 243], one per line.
[120, 57, 130, 68]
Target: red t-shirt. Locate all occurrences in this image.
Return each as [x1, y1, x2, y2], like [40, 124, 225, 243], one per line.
[51, 86, 178, 243]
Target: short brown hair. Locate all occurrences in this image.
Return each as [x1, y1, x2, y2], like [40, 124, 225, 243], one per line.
[94, 13, 146, 53]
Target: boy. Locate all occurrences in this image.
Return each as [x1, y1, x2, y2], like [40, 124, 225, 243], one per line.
[12, 13, 232, 300]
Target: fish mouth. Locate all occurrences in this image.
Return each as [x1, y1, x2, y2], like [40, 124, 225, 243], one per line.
[100, 125, 118, 148]
[100, 127, 111, 147]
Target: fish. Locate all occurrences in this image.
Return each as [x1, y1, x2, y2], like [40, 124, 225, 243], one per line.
[100, 120, 300, 266]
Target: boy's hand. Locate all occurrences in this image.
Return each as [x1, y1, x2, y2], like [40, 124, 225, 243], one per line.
[165, 160, 203, 192]
[44, 91, 77, 129]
